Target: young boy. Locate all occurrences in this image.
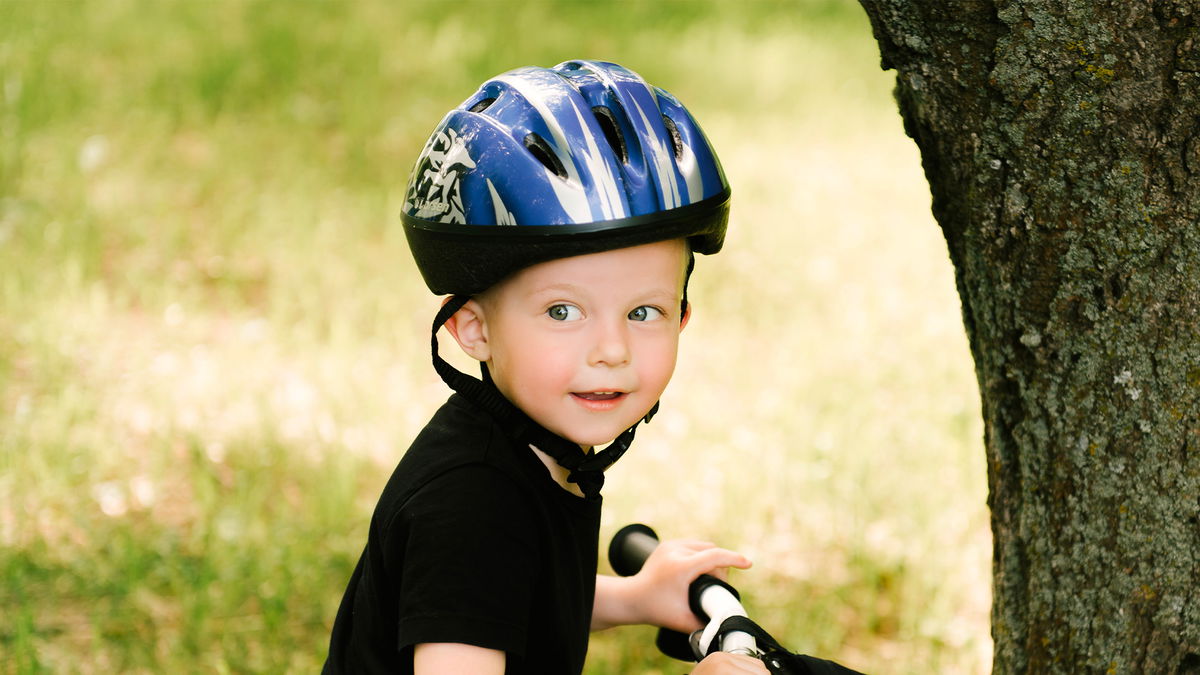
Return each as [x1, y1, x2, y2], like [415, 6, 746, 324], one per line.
[324, 60, 767, 675]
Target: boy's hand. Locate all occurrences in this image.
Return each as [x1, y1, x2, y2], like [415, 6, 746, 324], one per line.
[690, 652, 771, 674]
[625, 538, 752, 633]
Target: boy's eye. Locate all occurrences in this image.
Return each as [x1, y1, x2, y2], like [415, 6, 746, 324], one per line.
[547, 304, 582, 321]
[628, 306, 664, 322]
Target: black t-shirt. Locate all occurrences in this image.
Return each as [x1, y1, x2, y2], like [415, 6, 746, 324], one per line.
[324, 393, 603, 674]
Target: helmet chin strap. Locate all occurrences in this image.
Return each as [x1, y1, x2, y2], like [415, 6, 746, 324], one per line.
[431, 295, 656, 499]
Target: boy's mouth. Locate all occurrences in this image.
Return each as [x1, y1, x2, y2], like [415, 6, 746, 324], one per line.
[572, 391, 624, 402]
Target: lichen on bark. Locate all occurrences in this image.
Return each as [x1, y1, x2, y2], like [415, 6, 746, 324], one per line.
[857, 1, 1200, 672]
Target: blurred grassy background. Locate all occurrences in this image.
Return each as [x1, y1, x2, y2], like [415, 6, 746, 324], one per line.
[0, 0, 990, 672]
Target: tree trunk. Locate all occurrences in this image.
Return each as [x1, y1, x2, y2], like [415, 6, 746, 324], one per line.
[854, 1, 1200, 672]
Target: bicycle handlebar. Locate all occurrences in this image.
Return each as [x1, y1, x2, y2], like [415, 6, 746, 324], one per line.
[607, 523, 660, 576]
[609, 524, 867, 674]
[608, 524, 758, 660]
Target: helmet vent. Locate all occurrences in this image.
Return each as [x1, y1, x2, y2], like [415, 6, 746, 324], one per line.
[524, 133, 568, 180]
[591, 106, 628, 164]
[661, 115, 684, 160]
[468, 97, 496, 113]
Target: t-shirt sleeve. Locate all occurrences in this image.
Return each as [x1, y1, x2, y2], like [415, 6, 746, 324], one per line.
[389, 463, 541, 657]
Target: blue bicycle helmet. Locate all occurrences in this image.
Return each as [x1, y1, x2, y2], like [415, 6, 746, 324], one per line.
[402, 59, 730, 296]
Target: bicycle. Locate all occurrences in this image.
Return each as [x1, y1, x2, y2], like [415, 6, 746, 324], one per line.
[609, 524, 866, 675]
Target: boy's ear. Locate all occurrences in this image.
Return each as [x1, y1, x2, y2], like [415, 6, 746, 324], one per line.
[680, 301, 692, 331]
[442, 297, 491, 362]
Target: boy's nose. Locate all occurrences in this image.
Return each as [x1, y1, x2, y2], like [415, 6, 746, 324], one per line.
[588, 321, 630, 367]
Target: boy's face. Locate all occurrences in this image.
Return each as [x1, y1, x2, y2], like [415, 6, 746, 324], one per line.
[467, 239, 690, 450]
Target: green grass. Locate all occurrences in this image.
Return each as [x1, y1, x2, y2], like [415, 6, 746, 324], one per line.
[1, 1, 990, 672]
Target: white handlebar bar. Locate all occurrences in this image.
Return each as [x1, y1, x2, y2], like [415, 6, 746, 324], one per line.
[694, 582, 758, 657]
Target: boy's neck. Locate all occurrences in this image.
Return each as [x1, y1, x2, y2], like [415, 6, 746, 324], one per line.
[528, 444, 588, 498]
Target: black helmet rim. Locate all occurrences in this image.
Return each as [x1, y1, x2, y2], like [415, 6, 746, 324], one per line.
[403, 187, 730, 296]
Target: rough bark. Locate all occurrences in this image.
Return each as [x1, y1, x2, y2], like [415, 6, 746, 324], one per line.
[854, 1, 1200, 672]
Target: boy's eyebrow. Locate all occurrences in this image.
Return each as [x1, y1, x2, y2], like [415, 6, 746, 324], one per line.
[638, 287, 683, 302]
[529, 282, 588, 298]
[530, 282, 680, 303]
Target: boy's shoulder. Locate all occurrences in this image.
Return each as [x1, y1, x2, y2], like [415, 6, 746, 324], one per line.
[410, 393, 493, 449]
[385, 394, 498, 476]
[372, 394, 535, 520]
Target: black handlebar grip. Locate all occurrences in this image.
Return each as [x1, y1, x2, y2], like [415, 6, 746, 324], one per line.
[608, 523, 660, 577]
[687, 574, 741, 623]
[608, 524, 697, 662]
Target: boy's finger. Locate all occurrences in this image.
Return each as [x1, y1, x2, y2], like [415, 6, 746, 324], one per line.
[666, 539, 718, 552]
[689, 547, 752, 574]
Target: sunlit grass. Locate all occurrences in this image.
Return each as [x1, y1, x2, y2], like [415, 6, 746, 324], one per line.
[1, 2, 989, 673]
